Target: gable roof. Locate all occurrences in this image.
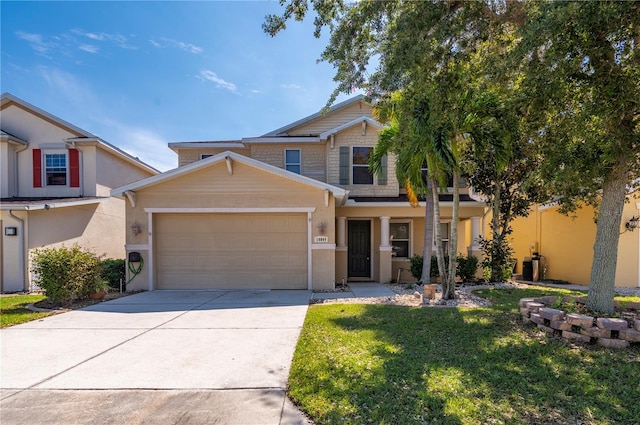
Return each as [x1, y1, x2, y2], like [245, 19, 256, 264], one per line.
[1, 93, 158, 174]
[319, 116, 384, 140]
[111, 150, 349, 205]
[261, 95, 366, 137]
[1, 92, 95, 138]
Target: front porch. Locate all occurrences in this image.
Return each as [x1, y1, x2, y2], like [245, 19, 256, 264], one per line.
[334, 199, 486, 285]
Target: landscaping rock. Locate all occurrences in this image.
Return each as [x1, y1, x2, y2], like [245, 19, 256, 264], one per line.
[550, 320, 572, 331]
[539, 307, 565, 321]
[519, 298, 536, 308]
[596, 318, 629, 331]
[525, 302, 545, 313]
[580, 327, 611, 339]
[534, 296, 559, 305]
[530, 313, 544, 325]
[537, 324, 555, 333]
[635, 319, 640, 331]
[565, 313, 594, 328]
[561, 331, 591, 343]
[520, 307, 531, 318]
[620, 328, 640, 343]
[597, 338, 630, 348]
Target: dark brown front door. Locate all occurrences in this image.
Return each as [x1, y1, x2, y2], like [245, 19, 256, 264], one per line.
[348, 220, 371, 278]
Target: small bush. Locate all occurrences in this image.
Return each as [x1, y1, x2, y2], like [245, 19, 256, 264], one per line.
[456, 255, 479, 283]
[31, 245, 105, 305]
[101, 259, 126, 289]
[411, 255, 452, 279]
[409, 255, 423, 279]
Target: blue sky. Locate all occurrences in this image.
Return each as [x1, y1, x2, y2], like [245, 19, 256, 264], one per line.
[1, 1, 358, 171]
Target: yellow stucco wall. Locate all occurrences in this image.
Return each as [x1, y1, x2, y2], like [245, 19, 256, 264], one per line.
[510, 199, 640, 288]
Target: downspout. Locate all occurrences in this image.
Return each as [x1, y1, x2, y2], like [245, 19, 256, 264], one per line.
[14, 144, 29, 196]
[8, 209, 27, 292]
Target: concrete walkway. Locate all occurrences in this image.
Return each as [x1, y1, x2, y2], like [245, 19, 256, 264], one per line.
[0, 290, 313, 425]
[311, 282, 396, 300]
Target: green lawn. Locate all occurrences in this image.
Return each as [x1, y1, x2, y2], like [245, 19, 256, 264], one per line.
[288, 287, 640, 424]
[0, 294, 52, 328]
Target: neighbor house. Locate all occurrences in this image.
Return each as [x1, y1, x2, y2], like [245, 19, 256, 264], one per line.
[509, 194, 640, 289]
[0, 93, 158, 292]
[112, 95, 487, 291]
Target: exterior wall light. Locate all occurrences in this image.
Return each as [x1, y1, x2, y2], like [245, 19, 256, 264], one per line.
[626, 216, 639, 232]
[131, 222, 143, 236]
[4, 227, 18, 236]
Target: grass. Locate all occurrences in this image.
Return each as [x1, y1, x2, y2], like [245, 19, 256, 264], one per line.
[0, 294, 53, 328]
[288, 286, 640, 424]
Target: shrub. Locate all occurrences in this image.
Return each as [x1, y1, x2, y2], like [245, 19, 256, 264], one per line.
[411, 255, 452, 280]
[409, 255, 423, 280]
[101, 259, 126, 290]
[456, 255, 479, 283]
[31, 245, 105, 305]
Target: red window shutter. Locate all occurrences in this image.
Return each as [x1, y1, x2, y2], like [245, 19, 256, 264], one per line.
[69, 148, 80, 188]
[32, 149, 42, 188]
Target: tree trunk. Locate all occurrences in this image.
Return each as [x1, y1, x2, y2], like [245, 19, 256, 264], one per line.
[586, 156, 629, 314]
[420, 179, 434, 284]
[431, 176, 448, 285]
[443, 170, 460, 299]
[491, 182, 503, 282]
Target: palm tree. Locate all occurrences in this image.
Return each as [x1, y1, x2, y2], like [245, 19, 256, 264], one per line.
[371, 94, 434, 284]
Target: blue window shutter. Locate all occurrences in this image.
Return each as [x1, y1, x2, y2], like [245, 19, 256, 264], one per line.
[339, 146, 349, 185]
[378, 155, 388, 185]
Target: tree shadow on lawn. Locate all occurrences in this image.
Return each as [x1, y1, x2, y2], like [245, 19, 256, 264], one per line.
[290, 301, 639, 424]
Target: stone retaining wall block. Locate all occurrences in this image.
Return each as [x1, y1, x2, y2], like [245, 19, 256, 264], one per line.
[596, 318, 629, 331]
[597, 338, 630, 348]
[580, 327, 611, 339]
[534, 296, 558, 305]
[620, 328, 640, 342]
[561, 331, 592, 343]
[530, 313, 544, 325]
[550, 320, 573, 331]
[525, 302, 545, 313]
[565, 313, 594, 328]
[519, 298, 535, 308]
[539, 307, 565, 321]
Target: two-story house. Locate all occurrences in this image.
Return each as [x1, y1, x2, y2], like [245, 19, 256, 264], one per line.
[0, 93, 158, 293]
[112, 95, 486, 291]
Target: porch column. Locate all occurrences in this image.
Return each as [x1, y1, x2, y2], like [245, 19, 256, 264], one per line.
[470, 216, 482, 251]
[337, 216, 347, 248]
[468, 216, 483, 280]
[335, 217, 348, 285]
[379, 216, 392, 283]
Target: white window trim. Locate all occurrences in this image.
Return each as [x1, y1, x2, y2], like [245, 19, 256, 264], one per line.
[352, 146, 373, 185]
[390, 219, 413, 260]
[433, 221, 451, 249]
[284, 149, 301, 174]
[43, 149, 69, 187]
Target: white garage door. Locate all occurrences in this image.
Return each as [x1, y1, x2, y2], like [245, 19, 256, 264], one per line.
[154, 213, 308, 290]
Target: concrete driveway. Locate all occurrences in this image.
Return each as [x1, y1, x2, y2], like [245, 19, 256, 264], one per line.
[0, 290, 312, 424]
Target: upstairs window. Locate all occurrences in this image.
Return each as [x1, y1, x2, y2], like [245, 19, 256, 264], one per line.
[200, 154, 214, 160]
[352, 147, 373, 185]
[285, 149, 301, 174]
[45, 153, 67, 186]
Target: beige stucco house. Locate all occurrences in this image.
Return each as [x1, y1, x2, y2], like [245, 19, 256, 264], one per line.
[0, 93, 158, 293]
[112, 95, 487, 291]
